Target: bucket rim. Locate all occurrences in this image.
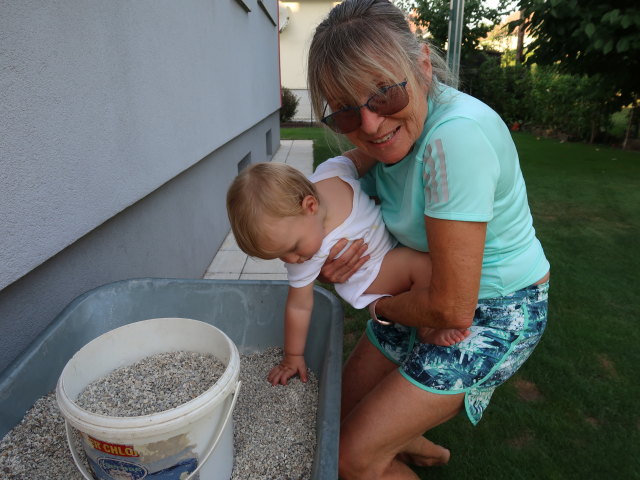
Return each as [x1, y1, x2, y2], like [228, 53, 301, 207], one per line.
[56, 318, 240, 437]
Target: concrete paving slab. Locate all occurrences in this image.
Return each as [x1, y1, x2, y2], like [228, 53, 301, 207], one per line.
[219, 231, 240, 250]
[206, 250, 247, 274]
[242, 257, 288, 274]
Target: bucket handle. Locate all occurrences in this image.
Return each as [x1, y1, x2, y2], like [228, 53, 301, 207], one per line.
[184, 380, 241, 480]
[64, 420, 96, 480]
[65, 380, 242, 480]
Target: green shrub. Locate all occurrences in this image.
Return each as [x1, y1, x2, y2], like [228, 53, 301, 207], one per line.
[280, 87, 299, 123]
[527, 67, 618, 142]
[467, 61, 619, 143]
[470, 57, 532, 126]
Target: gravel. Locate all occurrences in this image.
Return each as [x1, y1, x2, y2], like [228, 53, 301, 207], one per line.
[231, 347, 318, 480]
[75, 351, 226, 416]
[0, 347, 318, 480]
[0, 393, 84, 480]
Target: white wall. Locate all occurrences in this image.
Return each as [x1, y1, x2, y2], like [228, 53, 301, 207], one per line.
[0, 115, 279, 374]
[0, 0, 281, 373]
[0, 0, 280, 290]
[279, 1, 337, 121]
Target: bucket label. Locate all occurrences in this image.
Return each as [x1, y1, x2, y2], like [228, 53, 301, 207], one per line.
[89, 436, 140, 457]
[89, 456, 199, 480]
[81, 433, 200, 480]
[97, 459, 147, 479]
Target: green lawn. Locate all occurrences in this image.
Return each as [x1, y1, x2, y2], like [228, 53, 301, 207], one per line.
[281, 127, 640, 479]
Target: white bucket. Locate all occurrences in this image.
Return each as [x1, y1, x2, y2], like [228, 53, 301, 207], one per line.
[56, 317, 241, 480]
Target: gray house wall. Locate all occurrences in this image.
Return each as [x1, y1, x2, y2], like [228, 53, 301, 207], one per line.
[0, 0, 281, 373]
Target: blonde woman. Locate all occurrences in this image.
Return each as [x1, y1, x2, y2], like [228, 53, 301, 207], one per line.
[307, 1, 551, 478]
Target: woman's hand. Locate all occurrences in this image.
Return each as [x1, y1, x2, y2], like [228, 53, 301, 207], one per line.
[318, 238, 370, 284]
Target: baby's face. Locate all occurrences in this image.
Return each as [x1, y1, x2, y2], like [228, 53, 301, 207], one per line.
[260, 212, 325, 264]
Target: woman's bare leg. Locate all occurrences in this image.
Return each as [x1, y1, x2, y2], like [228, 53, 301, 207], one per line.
[340, 251, 463, 478]
[339, 348, 464, 480]
[341, 332, 398, 420]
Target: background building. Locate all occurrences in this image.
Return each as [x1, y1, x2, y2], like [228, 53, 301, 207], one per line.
[279, 1, 338, 122]
[0, 0, 281, 374]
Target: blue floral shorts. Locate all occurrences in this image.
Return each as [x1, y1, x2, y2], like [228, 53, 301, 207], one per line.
[366, 282, 549, 425]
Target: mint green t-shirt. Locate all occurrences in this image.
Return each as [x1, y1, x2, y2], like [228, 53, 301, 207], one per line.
[362, 85, 549, 298]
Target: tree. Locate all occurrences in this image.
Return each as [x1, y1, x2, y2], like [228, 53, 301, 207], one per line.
[512, 0, 640, 146]
[395, 0, 515, 61]
[280, 87, 299, 124]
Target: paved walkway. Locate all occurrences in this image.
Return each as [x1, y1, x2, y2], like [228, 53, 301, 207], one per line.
[204, 139, 314, 281]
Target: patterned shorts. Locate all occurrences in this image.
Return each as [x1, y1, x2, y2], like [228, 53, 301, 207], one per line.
[366, 282, 549, 425]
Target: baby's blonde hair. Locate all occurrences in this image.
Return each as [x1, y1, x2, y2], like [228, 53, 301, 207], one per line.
[226, 162, 318, 259]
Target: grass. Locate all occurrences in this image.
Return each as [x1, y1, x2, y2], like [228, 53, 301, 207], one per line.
[280, 126, 353, 170]
[281, 127, 640, 479]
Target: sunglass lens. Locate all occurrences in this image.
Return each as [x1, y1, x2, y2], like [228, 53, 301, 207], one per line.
[329, 108, 361, 134]
[322, 83, 408, 134]
[370, 84, 409, 116]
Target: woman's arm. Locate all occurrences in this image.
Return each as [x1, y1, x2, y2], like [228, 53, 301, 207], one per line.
[375, 217, 486, 330]
[267, 284, 314, 385]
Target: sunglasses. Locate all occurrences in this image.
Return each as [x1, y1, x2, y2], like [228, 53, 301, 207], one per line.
[321, 81, 409, 134]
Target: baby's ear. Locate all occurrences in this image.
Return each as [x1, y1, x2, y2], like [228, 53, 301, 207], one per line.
[301, 195, 319, 214]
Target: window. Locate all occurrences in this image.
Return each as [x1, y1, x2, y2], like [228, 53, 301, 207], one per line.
[238, 153, 251, 173]
[257, 0, 277, 26]
[234, 0, 251, 13]
[265, 129, 273, 157]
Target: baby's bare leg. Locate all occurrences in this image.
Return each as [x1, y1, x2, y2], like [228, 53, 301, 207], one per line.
[365, 247, 431, 295]
[366, 247, 468, 347]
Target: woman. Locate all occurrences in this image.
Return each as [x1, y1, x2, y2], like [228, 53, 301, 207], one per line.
[307, 1, 551, 478]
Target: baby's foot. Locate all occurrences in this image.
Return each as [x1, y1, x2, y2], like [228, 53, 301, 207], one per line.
[419, 327, 470, 346]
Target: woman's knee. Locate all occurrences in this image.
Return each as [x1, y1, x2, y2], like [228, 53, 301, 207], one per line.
[339, 425, 388, 479]
[339, 440, 382, 480]
[339, 429, 362, 478]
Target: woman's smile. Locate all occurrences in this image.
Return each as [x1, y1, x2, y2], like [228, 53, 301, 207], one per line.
[346, 81, 428, 165]
[371, 126, 401, 145]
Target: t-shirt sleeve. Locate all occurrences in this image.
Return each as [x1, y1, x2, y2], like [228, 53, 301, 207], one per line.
[422, 117, 499, 221]
[285, 257, 324, 288]
[312, 155, 358, 182]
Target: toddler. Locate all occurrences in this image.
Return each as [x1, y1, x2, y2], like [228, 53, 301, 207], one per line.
[226, 156, 469, 385]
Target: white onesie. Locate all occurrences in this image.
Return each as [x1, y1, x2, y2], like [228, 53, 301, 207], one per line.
[285, 156, 397, 309]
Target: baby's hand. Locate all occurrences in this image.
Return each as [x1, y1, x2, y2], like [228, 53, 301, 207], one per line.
[267, 354, 308, 385]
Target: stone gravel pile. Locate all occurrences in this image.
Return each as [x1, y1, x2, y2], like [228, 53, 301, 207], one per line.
[0, 347, 318, 480]
[75, 351, 226, 416]
[231, 347, 318, 480]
